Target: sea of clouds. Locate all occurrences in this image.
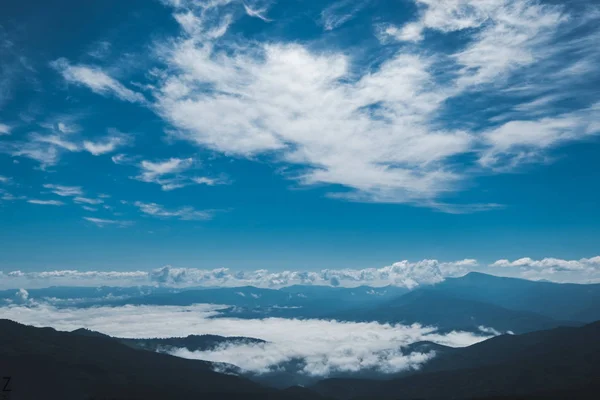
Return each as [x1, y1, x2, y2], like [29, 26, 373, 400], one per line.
[0, 302, 490, 377]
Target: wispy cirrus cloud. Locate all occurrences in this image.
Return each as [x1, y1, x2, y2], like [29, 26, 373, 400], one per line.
[134, 201, 214, 220]
[0, 122, 11, 135]
[42, 184, 113, 213]
[51, 58, 145, 103]
[87, 40, 112, 60]
[43, 184, 83, 197]
[0, 129, 73, 168]
[83, 128, 132, 156]
[320, 0, 369, 31]
[1, 126, 131, 168]
[191, 176, 230, 186]
[74, 197, 104, 205]
[51, 0, 600, 211]
[149, 0, 599, 208]
[132, 157, 221, 191]
[141, 158, 190, 174]
[39, 115, 82, 135]
[242, 1, 272, 22]
[83, 217, 132, 228]
[27, 199, 64, 206]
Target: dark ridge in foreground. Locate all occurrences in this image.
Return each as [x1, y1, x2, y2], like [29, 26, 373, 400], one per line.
[313, 320, 600, 399]
[0, 319, 325, 400]
[71, 327, 266, 352]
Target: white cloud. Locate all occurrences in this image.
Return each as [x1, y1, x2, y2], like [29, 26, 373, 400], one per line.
[140, 157, 193, 177]
[0, 190, 23, 201]
[15, 288, 29, 302]
[83, 131, 131, 156]
[0, 258, 475, 289]
[389, 0, 501, 43]
[490, 256, 600, 283]
[320, 0, 367, 31]
[51, 58, 145, 103]
[27, 199, 64, 206]
[0, 122, 10, 135]
[492, 256, 600, 271]
[134, 201, 214, 221]
[478, 325, 501, 336]
[153, 39, 469, 205]
[0, 303, 489, 377]
[148, 260, 474, 289]
[1, 131, 79, 168]
[2, 140, 60, 167]
[81, 206, 98, 212]
[0, 175, 9, 183]
[83, 140, 116, 155]
[1, 125, 134, 167]
[29, 133, 79, 151]
[2, 256, 597, 289]
[378, 24, 424, 42]
[111, 153, 136, 165]
[135, 157, 196, 190]
[242, 2, 272, 22]
[74, 197, 104, 205]
[51, 0, 600, 209]
[88, 40, 111, 59]
[141, 0, 597, 208]
[479, 105, 600, 170]
[43, 184, 83, 197]
[1, 269, 150, 289]
[39, 117, 82, 135]
[83, 217, 132, 228]
[57, 122, 78, 134]
[191, 176, 230, 186]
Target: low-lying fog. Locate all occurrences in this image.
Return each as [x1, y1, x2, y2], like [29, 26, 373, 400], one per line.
[1, 302, 491, 378]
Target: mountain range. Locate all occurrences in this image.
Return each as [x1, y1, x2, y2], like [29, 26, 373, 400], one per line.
[313, 320, 600, 399]
[2, 318, 599, 399]
[3, 272, 599, 335]
[0, 319, 323, 400]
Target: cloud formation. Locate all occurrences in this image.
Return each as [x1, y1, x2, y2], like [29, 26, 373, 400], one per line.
[83, 217, 132, 228]
[0, 122, 10, 135]
[74, 197, 104, 205]
[3, 255, 598, 290]
[134, 201, 214, 220]
[83, 129, 131, 156]
[134, 157, 196, 190]
[43, 184, 83, 197]
[0, 303, 489, 377]
[49, 0, 600, 209]
[27, 199, 64, 206]
[0, 258, 475, 289]
[1, 126, 131, 168]
[491, 256, 600, 282]
[51, 58, 145, 103]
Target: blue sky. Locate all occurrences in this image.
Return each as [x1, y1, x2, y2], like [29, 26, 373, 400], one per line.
[1, 0, 599, 285]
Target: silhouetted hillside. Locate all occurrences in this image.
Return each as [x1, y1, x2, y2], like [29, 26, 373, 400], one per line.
[313, 321, 600, 399]
[70, 328, 266, 352]
[120, 333, 266, 352]
[0, 319, 325, 400]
